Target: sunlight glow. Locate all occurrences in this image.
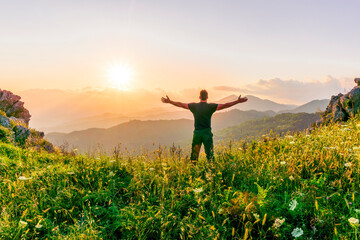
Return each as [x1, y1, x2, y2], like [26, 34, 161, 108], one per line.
[106, 63, 133, 90]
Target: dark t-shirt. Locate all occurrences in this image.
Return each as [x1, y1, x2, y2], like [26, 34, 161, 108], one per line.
[188, 102, 218, 130]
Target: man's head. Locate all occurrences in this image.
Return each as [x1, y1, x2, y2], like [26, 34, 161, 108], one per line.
[199, 89, 208, 101]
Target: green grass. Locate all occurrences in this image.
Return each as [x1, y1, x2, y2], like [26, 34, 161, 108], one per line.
[1, 116, 360, 239]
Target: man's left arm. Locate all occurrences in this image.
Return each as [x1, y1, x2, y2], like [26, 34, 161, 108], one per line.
[216, 95, 248, 111]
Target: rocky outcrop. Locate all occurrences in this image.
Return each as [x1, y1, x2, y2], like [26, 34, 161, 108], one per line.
[317, 79, 360, 125]
[0, 90, 54, 152]
[0, 90, 31, 124]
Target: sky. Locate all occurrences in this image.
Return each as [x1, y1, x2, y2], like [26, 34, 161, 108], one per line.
[1, 0, 360, 104]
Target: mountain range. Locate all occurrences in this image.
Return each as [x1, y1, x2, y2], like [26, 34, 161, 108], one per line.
[46, 109, 275, 152]
[46, 110, 321, 153]
[18, 88, 328, 133]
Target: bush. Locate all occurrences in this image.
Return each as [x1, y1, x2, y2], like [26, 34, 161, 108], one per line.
[0, 125, 14, 143]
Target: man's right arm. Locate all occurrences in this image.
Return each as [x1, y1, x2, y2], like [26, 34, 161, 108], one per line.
[161, 95, 189, 109]
[216, 95, 248, 111]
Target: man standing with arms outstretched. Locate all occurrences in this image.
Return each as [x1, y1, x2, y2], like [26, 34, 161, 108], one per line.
[161, 90, 248, 163]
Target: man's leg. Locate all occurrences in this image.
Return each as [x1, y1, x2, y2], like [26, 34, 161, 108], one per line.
[190, 130, 202, 163]
[203, 129, 214, 162]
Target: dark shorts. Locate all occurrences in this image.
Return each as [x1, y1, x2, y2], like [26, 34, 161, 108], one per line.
[190, 128, 214, 162]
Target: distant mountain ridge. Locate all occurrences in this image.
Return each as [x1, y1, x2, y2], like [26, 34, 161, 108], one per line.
[279, 99, 329, 114]
[217, 95, 297, 112]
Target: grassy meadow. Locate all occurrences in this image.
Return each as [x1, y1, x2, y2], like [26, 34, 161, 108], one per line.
[1, 116, 360, 239]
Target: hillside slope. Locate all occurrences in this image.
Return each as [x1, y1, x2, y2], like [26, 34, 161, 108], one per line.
[1, 115, 360, 239]
[216, 112, 321, 141]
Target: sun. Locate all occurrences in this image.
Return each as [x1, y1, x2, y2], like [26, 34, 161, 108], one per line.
[106, 63, 133, 90]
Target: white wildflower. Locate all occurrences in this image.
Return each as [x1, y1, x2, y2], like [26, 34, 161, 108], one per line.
[291, 227, 304, 238]
[67, 172, 75, 175]
[109, 160, 116, 163]
[109, 171, 115, 177]
[345, 162, 352, 168]
[193, 188, 203, 194]
[273, 218, 285, 229]
[280, 161, 286, 165]
[349, 217, 359, 226]
[18, 176, 32, 180]
[289, 199, 297, 211]
[19, 220, 28, 227]
[324, 147, 337, 150]
[253, 213, 260, 219]
[289, 141, 295, 144]
[286, 136, 294, 139]
[35, 223, 43, 229]
[149, 168, 154, 171]
[289, 175, 295, 181]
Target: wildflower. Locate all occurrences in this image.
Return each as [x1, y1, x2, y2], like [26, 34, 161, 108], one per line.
[35, 223, 43, 229]
[286, 135, 294, 139]
[67, 172, 75, 175]
[355, 209, 360, 213]
[18, 176, 32, 180]
[289, 175, 294, 181]
[193, 188, 203, 194]
[205, 172, 213, 181]
[289, 199, 297, 211]
[149, 168, 154, 171]
[291, 227, 304, 238]
[19, 220, 28, 227]
[289, 141, 295, 144]
[348, 217, 359, 226]
[109, 160, 115, 163]
[253, 213, 260, 219]
[280, 161, 286, 165]
[345, 162, 352, 168]
[273, 218, 285, 229]
[273, 177, 276, 180]
[109, 171, 115, 177]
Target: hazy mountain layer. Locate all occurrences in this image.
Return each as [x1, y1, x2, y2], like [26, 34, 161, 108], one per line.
[46, 109, 274, 152]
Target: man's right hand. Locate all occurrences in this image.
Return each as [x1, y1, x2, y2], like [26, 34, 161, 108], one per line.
[237, 95, 248, 103]
[161, 95, 171, 103]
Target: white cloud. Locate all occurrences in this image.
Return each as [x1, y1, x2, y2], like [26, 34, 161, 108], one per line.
[215, 76, 355, 104]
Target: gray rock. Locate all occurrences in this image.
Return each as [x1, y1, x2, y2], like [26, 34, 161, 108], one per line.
[0, 115, 11, 129]
[13, 125, 31, 145]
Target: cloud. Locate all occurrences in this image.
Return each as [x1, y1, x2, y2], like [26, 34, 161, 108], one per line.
[213, 76, 355, 104]
[213, 86, 243, 92]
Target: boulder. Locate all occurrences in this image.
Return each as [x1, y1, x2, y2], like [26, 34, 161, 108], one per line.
[0, 90, 31, 124]
[13, 125, 31, 145]
[0, 115, 11, 129]
[317, 81, 360, 125]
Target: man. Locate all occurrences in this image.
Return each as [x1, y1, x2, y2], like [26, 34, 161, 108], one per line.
[161, 90, 248, 162]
